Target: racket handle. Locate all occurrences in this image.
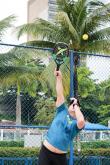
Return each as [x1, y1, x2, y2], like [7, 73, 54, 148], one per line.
[56, 65, 60, 76]
[56, 65, 60, 71]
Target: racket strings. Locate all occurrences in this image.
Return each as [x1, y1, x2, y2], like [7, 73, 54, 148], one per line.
[53, 42, 69, 66]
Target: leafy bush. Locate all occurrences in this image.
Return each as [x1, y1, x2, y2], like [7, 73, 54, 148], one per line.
[81, 141, 110, 149]
[0, 141, 24, 147]
[1, 140, 109, 149]
[0, 147, 109, 157]
[76, 148, 110, 157]
[0, 147, 39, 157]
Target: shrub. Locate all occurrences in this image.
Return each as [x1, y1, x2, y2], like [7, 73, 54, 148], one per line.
[81, 141, 110, 149]
[0, 141, 24, 147]
[75, 148, 110, 157]
[0, 147, 109, 157]
[0, 147, 39, 157]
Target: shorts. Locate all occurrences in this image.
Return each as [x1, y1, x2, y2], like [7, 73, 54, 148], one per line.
[37, 144, 68, 165]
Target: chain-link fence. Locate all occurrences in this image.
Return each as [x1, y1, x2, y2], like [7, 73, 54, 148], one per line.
[0, 43, 110, 165]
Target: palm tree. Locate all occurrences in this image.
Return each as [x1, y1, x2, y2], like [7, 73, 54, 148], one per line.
[16, 0, 110, 54]
[0, 47, 45, 125]
[0, 15, 16, 40]
[15, 0, 110, 99]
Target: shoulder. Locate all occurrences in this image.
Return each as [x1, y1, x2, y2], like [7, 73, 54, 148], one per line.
[56, 102, 68, 113]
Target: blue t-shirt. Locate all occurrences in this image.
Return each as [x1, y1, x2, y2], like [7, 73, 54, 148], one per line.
[45, 103, 81, 152]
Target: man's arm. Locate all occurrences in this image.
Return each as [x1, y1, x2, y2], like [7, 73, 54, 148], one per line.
[54, 69, 65, 107]
[74, 104, 85, 129]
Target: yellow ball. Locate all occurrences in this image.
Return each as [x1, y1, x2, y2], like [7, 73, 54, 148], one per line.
[82, 34, 89, 40]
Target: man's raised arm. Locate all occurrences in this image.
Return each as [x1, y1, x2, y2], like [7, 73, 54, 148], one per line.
[54, 69, 65, 107]
[72, 98, 85, 129]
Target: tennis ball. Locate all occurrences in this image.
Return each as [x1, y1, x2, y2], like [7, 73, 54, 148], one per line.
[82, 34, 89, 40]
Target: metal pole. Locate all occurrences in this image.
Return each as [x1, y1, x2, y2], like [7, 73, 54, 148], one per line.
[70, 50, 74, 98]
[69, 50, 74, 165]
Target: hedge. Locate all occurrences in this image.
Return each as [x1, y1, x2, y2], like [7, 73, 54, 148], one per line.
[80, 141, 110, 149]
[0, 147, 109, 157]
[75, 148, 110, 157]
[0, 140, 110, 148]
[0, 147, 39, 157]
[0, 141, 24, 147]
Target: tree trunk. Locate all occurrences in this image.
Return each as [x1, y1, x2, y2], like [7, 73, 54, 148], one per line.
[16, 94, 21, 125]
[15, 93, 21, 140]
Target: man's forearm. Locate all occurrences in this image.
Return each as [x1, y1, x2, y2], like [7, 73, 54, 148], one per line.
[56, 77, 64, 97]
[74, 105, 85, 129]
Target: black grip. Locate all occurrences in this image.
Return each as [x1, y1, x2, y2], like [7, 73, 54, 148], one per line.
[56, 65, 60, 71]
[56, 65, 60, 76]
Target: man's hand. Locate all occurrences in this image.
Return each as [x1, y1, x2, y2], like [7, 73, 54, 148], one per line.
[70, 98, 77, 105]
[70, 97, 80, 107]
[54, 69, 62, 79]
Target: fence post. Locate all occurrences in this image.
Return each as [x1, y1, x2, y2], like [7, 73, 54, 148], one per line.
[69, 50, 74, 165]
[69, 50, 74, 98]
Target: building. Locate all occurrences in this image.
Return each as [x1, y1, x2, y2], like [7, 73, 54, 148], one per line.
[28, 0, 48, 23]
[27, 0, 57, 40]
[27, 0, 57, 21]
[48, 0, 57, 21]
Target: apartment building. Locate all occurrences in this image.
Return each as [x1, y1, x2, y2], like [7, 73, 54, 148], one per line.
[27, 0, 57, 40]
[27, 0, 57, 22]
[48, 0, 57, 21]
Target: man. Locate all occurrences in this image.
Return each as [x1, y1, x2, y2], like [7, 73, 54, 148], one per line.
[38, 69, 85, 165]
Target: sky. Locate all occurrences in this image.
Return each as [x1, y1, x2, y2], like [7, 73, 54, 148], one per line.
[0, 0, 28, 44]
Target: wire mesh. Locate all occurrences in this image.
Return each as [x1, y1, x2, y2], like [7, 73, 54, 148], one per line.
[0, 43, 110, 164]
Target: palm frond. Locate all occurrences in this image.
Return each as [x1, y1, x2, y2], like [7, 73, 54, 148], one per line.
[90, 27, 110, 41]
[75, 0, 87, 30]
[15, 22, 38, 39]
[16, 19, 59, 40]
[0, 52, 14, 65]
[25, 40, 55, 48]
[0, 65, 40, 77]
[84, 40, 110, 54]
[74, 1, 110, 36]
[87, 0, 104, 13]
[0, 47, 31, 65]
[40, 60, 70, 97]
[0, 15, 16, 38]
[0, 43, 48, 66]
[90, 2, 110, 17]
[56, 11, 79, 43]
[81, 13, 110, 37]
[57, 0, 74, 13]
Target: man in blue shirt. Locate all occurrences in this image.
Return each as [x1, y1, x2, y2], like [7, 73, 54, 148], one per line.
[38, 69, 85, 165]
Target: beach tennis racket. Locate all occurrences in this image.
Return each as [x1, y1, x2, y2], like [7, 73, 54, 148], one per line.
[53, 42, 69, 71]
